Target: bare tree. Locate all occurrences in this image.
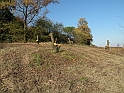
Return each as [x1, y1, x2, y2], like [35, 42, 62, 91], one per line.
[14, 0, 59, 42]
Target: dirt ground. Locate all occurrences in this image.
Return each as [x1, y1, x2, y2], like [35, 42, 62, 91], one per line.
[0, 43, 124, 93]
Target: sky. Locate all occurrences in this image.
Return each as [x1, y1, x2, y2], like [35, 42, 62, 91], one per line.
[46, 0, 124, 47]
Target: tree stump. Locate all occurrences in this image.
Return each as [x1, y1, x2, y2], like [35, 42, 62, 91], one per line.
[49, 33, 61, 53]
[105, 40, 110, 51]
[68, 38, 73, 45]
[36, 35, 39, 44]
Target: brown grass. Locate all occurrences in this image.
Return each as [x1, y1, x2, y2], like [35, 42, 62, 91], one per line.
[0, 43, 124, 93]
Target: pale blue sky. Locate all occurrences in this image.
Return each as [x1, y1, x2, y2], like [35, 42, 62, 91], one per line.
[46, 0, 124, 47]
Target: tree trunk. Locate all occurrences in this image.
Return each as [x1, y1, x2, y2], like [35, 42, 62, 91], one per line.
[24, 24, 28, 43]
[49, 32, 54, 49]
[24, 6, 28, 43]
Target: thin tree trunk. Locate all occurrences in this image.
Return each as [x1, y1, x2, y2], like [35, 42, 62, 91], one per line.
[24, 6, 28, 43]
[49, 32, 54, 49]
[24, 23, 27, 43]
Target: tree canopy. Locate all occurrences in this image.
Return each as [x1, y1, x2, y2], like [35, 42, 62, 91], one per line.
[63, 26, 75, 38]
[0, 1, 93, 45]
[73, 18, 93, 45]
[13, 0, 59, 42]
[0, 8, 24, 42]
[0, 0, 15, 9]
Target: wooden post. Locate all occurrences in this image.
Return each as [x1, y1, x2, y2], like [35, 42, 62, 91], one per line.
[105, 40, 110, 51]
[117, 44, 120, 51]
[36, 35, 39, 44]
[107, 40, 110, 46]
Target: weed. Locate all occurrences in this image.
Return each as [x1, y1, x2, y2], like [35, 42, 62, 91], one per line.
[80, 77, 87, 82]
[33, 54, 44, 66]
[29, 63, 34, 67]
[13, 63, 19, 69]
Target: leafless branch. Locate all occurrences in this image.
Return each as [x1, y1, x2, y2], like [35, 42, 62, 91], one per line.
[116, 16, 124, 21]
[119, 23, 124, 28]
[120, 30, 124, 35]
[27, 14, 37, 24]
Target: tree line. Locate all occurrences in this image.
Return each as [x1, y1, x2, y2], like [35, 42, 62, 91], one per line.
[0, 0, 93, 45]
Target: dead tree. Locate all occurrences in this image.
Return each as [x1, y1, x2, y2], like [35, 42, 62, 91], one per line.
[105, 40, 110, 51]
[49, 33, 61, 53]
[68, 38, 73, 45]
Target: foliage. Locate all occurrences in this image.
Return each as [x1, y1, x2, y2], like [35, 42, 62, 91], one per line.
[0, 8, 14, 22]
[0, 5, 93, 45]
[73, 18, 93, 45]
[0, 0, 15, 9]
[78, 18, 88, 27]
[52, 22, 67, 43]
[0, 8, 24, 42]
[8, 17, 24, 42]
[63, 26, 75, 38]
[28, 26, 50, 42]
[0, 0, 59, 43]
[0, 8, 13, 42]
[13, 0, 59, 42]
[34, 17, 68, 43]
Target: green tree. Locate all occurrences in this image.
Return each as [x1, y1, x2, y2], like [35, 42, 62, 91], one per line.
[34, 17, 68, 43]
[63, 26, 75, 38]
[8, 16, 24, 42]
[0, 8, 14, 22]
[0, 8, 14, 42]
[13, 0, 59, 42]
[51, 22, 66, 43]
[32, 17, 53, 42]
[73, 18, 93, 45]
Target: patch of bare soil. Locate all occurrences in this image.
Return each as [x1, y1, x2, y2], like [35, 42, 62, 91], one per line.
[0, 43, 124, 93]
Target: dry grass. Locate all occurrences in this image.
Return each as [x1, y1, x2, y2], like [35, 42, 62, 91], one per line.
[0, 43, 124, 93]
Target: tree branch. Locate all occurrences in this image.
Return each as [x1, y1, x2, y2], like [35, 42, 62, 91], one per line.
[119, 23, 124, 28]
[27, 14, 37, 24]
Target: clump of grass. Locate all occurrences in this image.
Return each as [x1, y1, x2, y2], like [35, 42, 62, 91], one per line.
[80, 77, 88, 82]
[60, 51, 78, 60]
[13, 63, 19, 69]
[33, 54, 44, 66]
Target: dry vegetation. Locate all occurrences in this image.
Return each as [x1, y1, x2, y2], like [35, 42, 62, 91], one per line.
[0, 43, 124, 93]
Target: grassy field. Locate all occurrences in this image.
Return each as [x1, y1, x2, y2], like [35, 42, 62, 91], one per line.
[0, 43, 124, 93]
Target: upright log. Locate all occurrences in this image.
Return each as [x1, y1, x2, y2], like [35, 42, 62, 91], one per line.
[49, 32, 61, 53]
[49, 32, 54, 49]
[105, 40, 110, 51]
[36, 35, 39, 44]
[68, 38, 73, 45]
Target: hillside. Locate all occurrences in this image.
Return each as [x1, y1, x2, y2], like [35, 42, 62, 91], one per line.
[0, 43, 124, 93]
